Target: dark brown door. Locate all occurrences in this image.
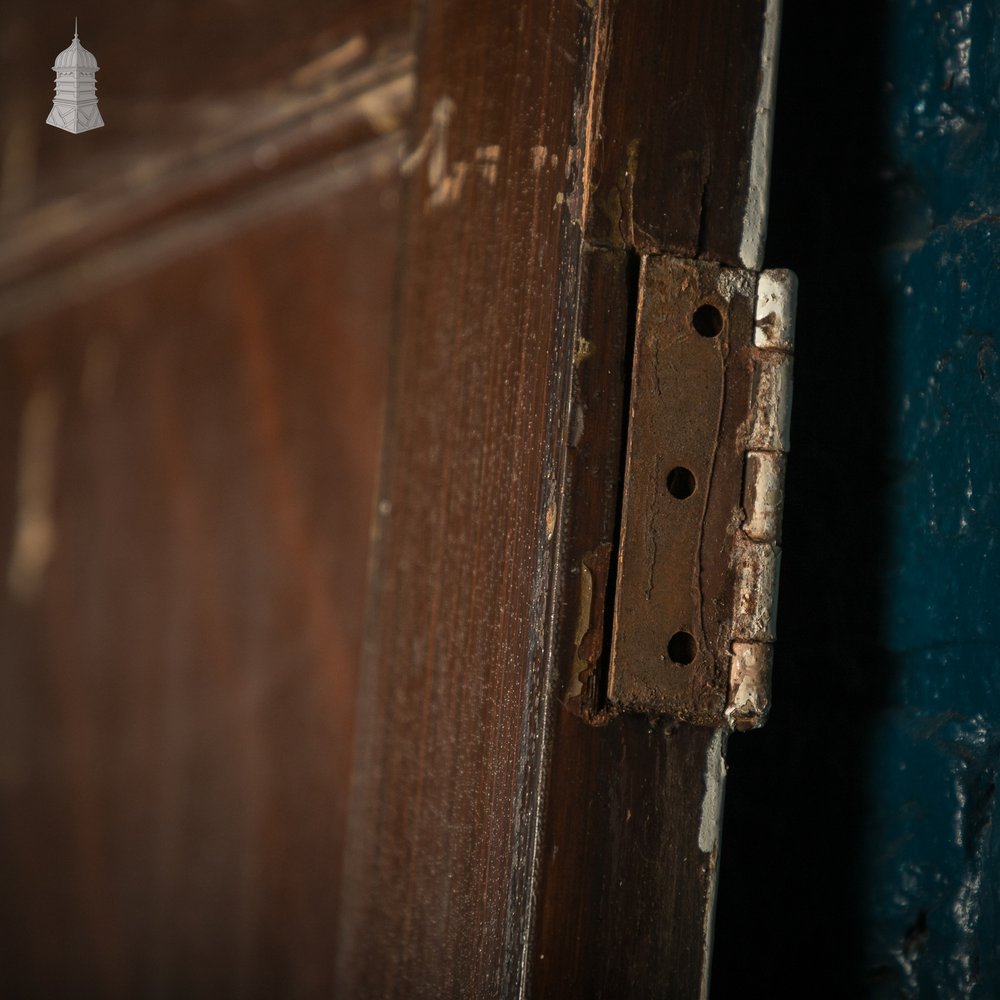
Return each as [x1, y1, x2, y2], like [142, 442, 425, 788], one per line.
[0, 4, 410, 994]
[0, 2, 780, 996]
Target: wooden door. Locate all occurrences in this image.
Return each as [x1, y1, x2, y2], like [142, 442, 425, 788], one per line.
[0, 4, 410, 994]
[0, 2, 782, 996]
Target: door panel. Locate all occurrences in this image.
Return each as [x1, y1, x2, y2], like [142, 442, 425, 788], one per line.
[1, 2, 783, 996]
[0, 4, 407, 993]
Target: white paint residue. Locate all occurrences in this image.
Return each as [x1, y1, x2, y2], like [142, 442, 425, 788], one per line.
[401, 99, 502, 207]
[475, 145, 501, 185]
[7, 387, 60, 602]
[754, 269, 798, 350]
[697, 729, 728, 1000]
[400, 95, 456, 181]
[732, 674, 762, 717]
[742, 450, 784, 542]
[732, 539, 780, 642]
[697, 729, 727, 854]
[738, 0, 782, 270]
[356, 88, 405, 135]
[747, 354, 794, 453]
[715, 266, 754, 303]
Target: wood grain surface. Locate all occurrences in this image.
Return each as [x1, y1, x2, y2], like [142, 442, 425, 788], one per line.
[339, 1, 774, 997]
[583, 0, 769, 265]
[0, 164, 399, 997]
[0, 3, 409, 995]
[335, 0, 597, 992]
[0, 0, 779, 995]
[0, 4, 413, 311]
[0, 0, 411, 221]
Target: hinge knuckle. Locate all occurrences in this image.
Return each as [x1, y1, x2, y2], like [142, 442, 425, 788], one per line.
[754, 269, 798, 351]
[747, 354, 794, 453]
[726, 642, 774, 732]
[731, 538, 780, 643]
[725, 267, 796, 730]
[741, 450, 785, 543]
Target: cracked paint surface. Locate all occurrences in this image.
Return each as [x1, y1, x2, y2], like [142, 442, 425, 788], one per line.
[865, 1, 1000, 994]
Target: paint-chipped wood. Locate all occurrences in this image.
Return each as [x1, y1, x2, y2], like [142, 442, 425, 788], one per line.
[334, 0, 597, 993]
[535, 716, 727, 998]
[0, 0, 790, 993]
[561, 248, 630, 719]
[580, 0, 774, 266]
[341, 1, 787, 996]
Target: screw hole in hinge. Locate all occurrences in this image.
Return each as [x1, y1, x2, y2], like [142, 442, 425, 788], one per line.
[691, 303, 723, 338]
[666, 466, 696, 499]
[667, 630, 697, 665]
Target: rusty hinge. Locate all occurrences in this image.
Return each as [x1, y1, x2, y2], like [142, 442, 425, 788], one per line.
[603, 255, 797, 731]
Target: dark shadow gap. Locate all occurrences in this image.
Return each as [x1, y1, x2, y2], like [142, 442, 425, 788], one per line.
[596, 246, 642, 711]
[712, 2, 895, 995]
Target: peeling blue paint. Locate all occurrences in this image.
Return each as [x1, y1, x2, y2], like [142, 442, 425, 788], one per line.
[865, 2, 1000, 990]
